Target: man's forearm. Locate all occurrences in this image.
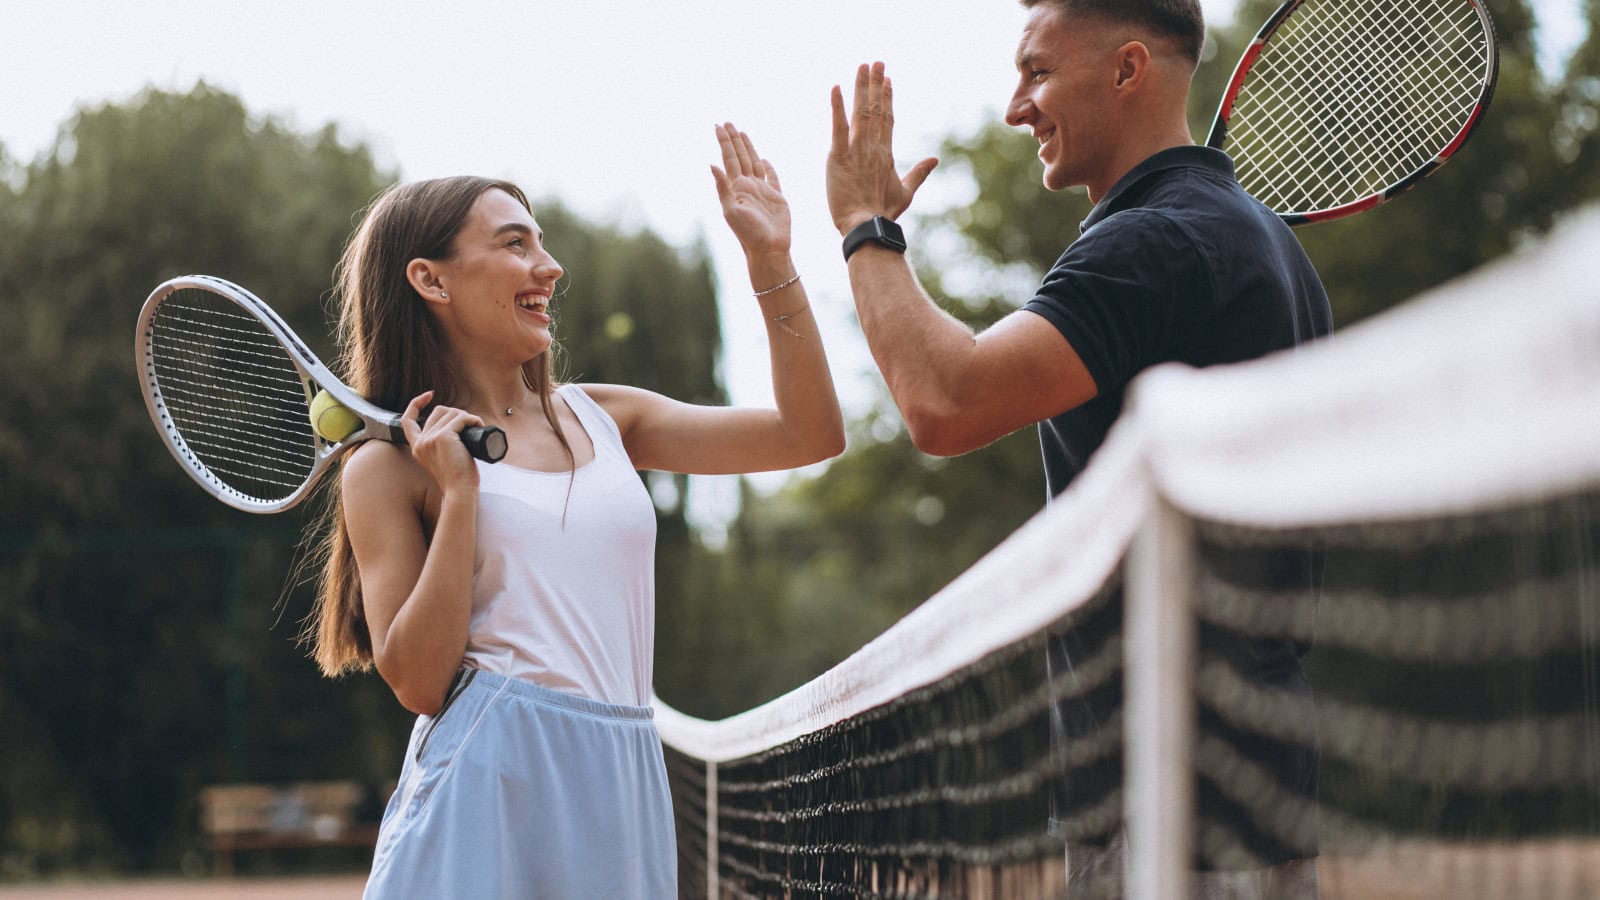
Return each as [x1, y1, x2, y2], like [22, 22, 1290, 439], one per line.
[846, 245, 976, 431]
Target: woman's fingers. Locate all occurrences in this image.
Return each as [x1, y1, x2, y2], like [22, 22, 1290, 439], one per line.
[715, 123, 742, 176]
[421, 406, 481, 441]
[738, 130, 760, 171]
[400, 390, 434, 444]
[710, 164, 732, 204]
[726, 121, 756, 174]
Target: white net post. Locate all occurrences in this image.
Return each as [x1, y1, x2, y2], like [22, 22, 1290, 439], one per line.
[1126, 494, 1197, 900]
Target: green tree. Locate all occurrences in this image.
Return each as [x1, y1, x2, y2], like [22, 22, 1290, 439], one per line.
[0, 83, 726, 877]
[0, 83, 398, 876]
[1557, 0, 1600, 201]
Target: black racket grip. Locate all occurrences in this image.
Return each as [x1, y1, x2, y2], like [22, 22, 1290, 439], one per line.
[460, 425, 508, 463]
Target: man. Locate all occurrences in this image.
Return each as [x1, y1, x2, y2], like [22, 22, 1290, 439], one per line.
[825, 0, 1328, 896]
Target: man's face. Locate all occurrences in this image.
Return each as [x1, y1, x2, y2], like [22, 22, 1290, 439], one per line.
[1006, 6, 1120, 193]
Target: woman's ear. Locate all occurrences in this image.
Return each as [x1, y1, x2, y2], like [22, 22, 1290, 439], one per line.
[406, 258, 451, 306]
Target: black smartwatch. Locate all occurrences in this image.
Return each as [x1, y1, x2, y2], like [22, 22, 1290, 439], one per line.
[841, 215, 907, 261]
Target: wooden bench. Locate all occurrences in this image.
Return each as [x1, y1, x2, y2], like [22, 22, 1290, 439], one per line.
[199, 781, 382, 877]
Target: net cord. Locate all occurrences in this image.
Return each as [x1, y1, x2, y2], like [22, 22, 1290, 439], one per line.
[653, 414, 1151, 763]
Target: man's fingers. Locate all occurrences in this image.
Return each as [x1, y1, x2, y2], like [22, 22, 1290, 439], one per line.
[881, 73, 897, 131]
[850, 63, 872, 135]
[903, 157, 940, 198]
[830, 85, 850, 154]
[868, 62, 888, 141]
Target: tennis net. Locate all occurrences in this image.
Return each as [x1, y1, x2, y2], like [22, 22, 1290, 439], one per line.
[654, 209, 1600, 899]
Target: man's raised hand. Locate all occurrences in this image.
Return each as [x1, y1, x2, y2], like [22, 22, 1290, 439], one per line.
[826, 62, 939, 236]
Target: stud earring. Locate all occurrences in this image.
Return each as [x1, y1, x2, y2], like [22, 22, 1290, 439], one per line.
[440, 291, 449, 299]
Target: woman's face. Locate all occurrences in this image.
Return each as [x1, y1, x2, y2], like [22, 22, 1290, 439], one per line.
[433, 188, 564, 359]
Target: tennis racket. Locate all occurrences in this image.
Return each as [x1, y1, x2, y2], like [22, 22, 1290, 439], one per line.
[1207, 0, 1500, 225]
[136, 274, 508, 514]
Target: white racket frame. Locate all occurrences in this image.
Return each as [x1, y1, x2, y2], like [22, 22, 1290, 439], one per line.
[135, 275, 403, 514]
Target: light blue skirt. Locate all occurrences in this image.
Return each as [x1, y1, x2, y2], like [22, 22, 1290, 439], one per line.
[363, 669, 677, 899]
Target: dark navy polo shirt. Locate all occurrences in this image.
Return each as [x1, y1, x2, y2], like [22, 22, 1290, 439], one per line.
[1022, 145, 1331, 495]
[1030, 147, 1331, 867]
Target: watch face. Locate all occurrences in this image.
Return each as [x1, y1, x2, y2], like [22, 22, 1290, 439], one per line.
[844, 216, 908, 260]
[877, 218, 907, 249]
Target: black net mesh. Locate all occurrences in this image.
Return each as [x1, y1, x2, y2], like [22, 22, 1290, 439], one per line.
[664, 484, 1600, 899]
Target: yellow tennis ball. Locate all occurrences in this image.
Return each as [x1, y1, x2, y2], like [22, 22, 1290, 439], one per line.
[310, 390, 362, 442]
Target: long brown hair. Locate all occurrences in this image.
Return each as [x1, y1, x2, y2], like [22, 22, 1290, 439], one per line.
[300, 176, 572, 677]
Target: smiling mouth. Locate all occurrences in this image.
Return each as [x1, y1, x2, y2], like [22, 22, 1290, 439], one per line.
[516, 292, 550, 314]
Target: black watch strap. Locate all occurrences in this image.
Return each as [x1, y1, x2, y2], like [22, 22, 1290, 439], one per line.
[842, 216, 907, 261]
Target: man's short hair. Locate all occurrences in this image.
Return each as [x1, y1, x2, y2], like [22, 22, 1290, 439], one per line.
[1022, 0, 1205, 68]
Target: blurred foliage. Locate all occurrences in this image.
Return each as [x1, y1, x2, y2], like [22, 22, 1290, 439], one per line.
[0, 83, 724, 878]
[0, 84, 400, 878]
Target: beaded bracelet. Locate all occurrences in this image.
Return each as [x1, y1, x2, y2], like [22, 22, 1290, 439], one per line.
[753, 273, 801, 297]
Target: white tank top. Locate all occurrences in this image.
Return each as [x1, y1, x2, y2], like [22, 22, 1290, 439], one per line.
[461, 384, 658, 706]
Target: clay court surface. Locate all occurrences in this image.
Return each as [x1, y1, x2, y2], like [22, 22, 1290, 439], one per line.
[2, 842, 1597, 899]
[0, 877, 365, 899]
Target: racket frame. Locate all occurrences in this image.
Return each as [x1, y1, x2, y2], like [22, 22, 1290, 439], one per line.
[1205, 0, 1501, 226]
[136, 274, 406, 514]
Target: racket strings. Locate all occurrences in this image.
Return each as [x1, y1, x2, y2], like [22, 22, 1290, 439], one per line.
[1235, 0, 1482, 208]
[1238, 8, 1465, 201]
[1228, 0, 1491, 214]
[148, 289, 318, 502]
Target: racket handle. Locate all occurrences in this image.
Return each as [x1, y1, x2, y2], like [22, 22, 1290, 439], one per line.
[461, 425, 508, 463]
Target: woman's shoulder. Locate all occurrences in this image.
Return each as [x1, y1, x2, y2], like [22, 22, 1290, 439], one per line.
[561, 382, 657, 433]
[341, 439, 427, 503]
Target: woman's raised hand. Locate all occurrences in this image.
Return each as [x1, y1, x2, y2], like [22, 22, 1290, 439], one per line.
[711, 123, 791, 257]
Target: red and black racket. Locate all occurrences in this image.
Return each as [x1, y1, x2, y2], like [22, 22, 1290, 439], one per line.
[1208, 0, 1500, 226]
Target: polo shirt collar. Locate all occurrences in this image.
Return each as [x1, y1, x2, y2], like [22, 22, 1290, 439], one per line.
[1079, 145, 1236, 233]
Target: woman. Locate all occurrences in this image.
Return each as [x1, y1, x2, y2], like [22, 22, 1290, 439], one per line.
[302, 125, 844, 897]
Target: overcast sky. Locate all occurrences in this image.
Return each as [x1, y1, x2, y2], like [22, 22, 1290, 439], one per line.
[3, 0, 1586, 515]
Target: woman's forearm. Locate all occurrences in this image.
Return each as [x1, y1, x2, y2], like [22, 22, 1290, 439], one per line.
[748, 252, 846, 463]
